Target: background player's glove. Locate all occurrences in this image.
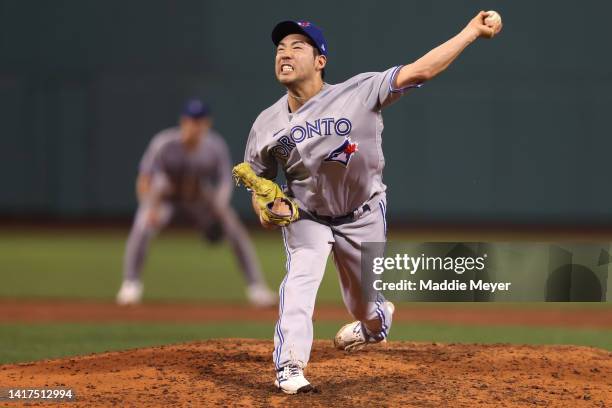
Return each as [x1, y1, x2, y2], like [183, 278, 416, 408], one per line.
[202, 221, 224, 244]
[232, 162, 299, 226]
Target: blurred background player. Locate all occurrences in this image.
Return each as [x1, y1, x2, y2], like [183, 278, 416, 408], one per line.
[116, 98, 277, 307]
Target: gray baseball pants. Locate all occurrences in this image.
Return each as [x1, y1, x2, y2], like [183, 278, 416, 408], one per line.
[273, 193, 393, 369]
[123, 200, 265, 287]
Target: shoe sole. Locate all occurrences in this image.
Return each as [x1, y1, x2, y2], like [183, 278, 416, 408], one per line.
[343, 338, 388, 353]
[334, 322, 374, 352]
[335, 302, 394, 352]
[274, 380, 314, 395]
[333, 322, 358, 350]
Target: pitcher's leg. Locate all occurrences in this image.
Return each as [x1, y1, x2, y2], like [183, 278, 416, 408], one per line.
[273, 219, 333, 369]
[332, 197, 393, 339]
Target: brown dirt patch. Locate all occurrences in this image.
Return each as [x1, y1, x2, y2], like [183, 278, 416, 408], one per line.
[1, 339, 611, 407]
[1, 300, 612, 329]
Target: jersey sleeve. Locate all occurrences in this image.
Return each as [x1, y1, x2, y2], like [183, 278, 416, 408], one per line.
[243, 125, 278, 180]
[357, 65, 423, 110]
[139, 134, 166, 176]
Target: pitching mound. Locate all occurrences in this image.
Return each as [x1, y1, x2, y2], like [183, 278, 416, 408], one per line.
[1, 339, 611, 407]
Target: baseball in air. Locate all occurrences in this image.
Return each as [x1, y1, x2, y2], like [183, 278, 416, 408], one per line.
[484, 10, 502, 34]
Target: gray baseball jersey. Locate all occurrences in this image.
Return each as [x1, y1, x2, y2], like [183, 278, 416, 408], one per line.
[124, 127, 269, 292]
[245, 65, 421, 216]
[141, 127, 233, 203]
[244, 66, 421, 370]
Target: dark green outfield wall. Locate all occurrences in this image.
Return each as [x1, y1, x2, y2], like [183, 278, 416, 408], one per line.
[1, 1, 610, 223]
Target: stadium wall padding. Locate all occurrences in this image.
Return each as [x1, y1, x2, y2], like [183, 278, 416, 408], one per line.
[1, 0, 610, 223]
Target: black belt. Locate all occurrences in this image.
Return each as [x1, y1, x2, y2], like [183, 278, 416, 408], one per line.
[300, 203, 371, 226]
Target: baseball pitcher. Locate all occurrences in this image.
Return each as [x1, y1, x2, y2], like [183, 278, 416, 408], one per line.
[234, 12, 502, 394]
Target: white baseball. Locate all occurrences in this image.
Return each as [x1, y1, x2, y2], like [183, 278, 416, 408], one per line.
[485, 10, 502, 30]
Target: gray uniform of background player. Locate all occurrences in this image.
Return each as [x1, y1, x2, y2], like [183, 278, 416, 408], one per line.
[124, 127, 266, 288]
[245, 66, 419, 369]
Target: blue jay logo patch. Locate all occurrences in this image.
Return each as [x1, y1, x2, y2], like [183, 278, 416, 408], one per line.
[324, 137, 358, 167]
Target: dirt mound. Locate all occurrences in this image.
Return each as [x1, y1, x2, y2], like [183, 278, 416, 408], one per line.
[1, 339, 611, 407]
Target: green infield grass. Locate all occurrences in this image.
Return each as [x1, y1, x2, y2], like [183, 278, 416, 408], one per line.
[0, 229, 338, 302]
[2, 229, 611, 306]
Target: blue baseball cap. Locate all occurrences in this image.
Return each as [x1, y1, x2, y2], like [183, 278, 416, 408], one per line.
[181, 98, 210, 119]
[271, 20, 328, 56]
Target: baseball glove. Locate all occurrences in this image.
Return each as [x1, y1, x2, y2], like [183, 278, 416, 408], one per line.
[232, 162, 299, 226]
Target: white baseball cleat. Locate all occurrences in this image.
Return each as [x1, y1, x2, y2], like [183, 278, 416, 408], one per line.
[116, 280, 143, 306]
[274, 364, 314, 394]
[334, 302, 395, 352]
[246, 283, 278, 308]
